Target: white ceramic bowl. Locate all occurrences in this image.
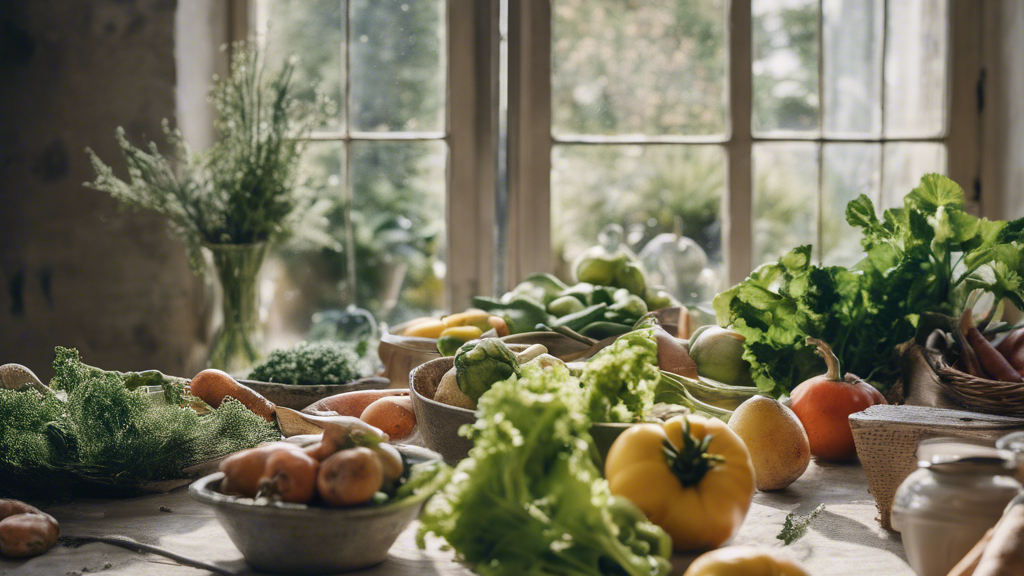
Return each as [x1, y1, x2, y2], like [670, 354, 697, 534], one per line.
[189, 445, 442, 574]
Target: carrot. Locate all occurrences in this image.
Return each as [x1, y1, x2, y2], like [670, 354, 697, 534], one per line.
[967, 326, 1023, 382]
[996, 328, 1024, 358]
[302, 389, 409, 417]
[973, 503, 1024, 576]
[1007, 338, 1024, 376]
[360, 396, 416, 441]
[190, 369, 276, 421]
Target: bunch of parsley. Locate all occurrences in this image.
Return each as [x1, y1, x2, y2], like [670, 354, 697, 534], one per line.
[714, 174, 1024, 397]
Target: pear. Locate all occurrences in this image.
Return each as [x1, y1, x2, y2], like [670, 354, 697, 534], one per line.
[728, 396, 810, 491]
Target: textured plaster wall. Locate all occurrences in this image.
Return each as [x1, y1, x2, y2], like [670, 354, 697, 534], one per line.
[0, 0, 209, 380]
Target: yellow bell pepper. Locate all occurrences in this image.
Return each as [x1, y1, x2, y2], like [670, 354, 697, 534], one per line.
[442, 309, 492, 330]
[604, 415, 755, 552]
[401, 318, 446, 339]
[683, 547, 809, 576]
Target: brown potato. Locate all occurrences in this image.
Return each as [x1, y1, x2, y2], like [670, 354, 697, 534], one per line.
[359, 396, 416, 441]
[317, 447, 384, 507]
[0, 513, 59, 558]
[220, 443, 304, 497]
[190, 369, 276, 421]
[259, 449, 319, 504]
[0, 500, 41, 522]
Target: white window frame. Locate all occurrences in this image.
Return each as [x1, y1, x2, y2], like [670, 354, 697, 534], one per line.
[505, 0, 983, 289]
[237, 0, 498, 312]
[234, 0, 983, 310]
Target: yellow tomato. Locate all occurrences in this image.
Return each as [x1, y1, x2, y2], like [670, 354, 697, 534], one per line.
[683, 547, 809, 576]
[605, 415, 755, 552]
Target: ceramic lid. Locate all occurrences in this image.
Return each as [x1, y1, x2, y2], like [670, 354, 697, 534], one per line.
[892, 454, 1022, 524]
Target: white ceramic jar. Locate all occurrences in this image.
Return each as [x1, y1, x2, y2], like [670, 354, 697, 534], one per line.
[892, 453, 1021, 576]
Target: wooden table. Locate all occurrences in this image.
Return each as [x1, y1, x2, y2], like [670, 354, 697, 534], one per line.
[2, 461, 913, 576]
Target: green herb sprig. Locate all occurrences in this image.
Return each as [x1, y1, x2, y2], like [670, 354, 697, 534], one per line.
[85, 41, 335, 273]
[777, 503, 825, 545]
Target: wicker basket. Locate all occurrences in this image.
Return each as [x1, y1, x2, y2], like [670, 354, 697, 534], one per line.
[897, 342, 1024, 417]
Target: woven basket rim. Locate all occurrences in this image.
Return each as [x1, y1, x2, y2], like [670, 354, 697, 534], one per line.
[913, 343, 1024, 416]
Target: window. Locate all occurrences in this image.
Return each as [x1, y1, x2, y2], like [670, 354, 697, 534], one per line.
[251, 0, 451, 340]
[239, 0, 980, 334]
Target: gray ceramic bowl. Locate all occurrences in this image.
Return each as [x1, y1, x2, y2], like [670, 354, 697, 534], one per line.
[238, 376, 391, 410]
[409, 356, 631, 465]
[189, 445, 442, 574]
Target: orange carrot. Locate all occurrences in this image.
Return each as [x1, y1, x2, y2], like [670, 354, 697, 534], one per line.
[302, 389, 409, 417]
[190, 369, 276, 421]
[996, 328, 1024, 358]
[968, 327, 1023, 382]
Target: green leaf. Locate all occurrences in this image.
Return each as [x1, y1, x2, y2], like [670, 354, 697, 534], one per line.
[905, 173, 965, 212]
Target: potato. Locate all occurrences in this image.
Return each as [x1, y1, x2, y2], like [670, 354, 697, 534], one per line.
[360, 396, 416, 441]
[220, 442, 304, 497]
[302, 389, 409, 417]
[434, 369, 475, 410]
[317, 447, 384, 507]
[0, 500, 41, 522]
[260, 449, 319, 503]
[0, 513, 59, 558]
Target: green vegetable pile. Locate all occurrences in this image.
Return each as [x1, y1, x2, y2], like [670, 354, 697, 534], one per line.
[714, 175, 1024, 396]
[453, 339, 521, 403]
[472, 259, 677, 339]
[248, 340, 368, 385]
[0, 347, 279, 498]
[418, 361, 672, 576]
[581, 328, 661, 423]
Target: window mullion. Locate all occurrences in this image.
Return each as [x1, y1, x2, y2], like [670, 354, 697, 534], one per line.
[448, 0, 498, 310]
[726, 0, 754, 286]
[505, 0, 552, 285]
[947, 0, 983, 214]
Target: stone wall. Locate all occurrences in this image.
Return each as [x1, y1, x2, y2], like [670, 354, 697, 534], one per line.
[0, 0, 208, 380]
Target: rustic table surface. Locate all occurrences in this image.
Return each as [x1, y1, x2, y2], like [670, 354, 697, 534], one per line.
[1, 461, 913, 576]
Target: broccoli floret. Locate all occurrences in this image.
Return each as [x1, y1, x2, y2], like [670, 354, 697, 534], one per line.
[248, 340, 365, 385]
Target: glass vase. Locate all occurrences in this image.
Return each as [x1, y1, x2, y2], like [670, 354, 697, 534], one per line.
[205, 242, 269, 375]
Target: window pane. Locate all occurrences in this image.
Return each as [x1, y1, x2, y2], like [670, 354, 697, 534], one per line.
[259, 0, 345, 131]
[551, 145, 726, 299]
[884, 0, 948, 137]
[264, 142, 347, 346]
[822, 0, 883, 137]
[821, 143, 880, 266]
[752, 0, 819, 135]
[350, 0, 445, 133]
[881, 142, 947, 210]
[752, 142, 818, 266]
[351, 141, 447, 323]
[552, 0, 728, 137]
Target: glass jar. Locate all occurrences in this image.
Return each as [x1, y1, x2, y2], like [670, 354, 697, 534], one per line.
[204, 242, 269, 375]
[892, 452, 1021, 576]
[996, 431, 1024, 483]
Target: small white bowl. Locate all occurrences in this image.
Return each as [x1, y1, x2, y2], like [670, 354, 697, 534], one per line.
[189, 445, 442, 574]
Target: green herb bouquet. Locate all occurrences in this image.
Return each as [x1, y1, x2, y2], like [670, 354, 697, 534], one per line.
[85, 42, 335, 373]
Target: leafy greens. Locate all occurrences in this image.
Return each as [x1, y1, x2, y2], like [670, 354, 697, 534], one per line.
[0, 347, 279, 498]
[418, 362, 672, 576]
[714, 175, 1024, 396]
